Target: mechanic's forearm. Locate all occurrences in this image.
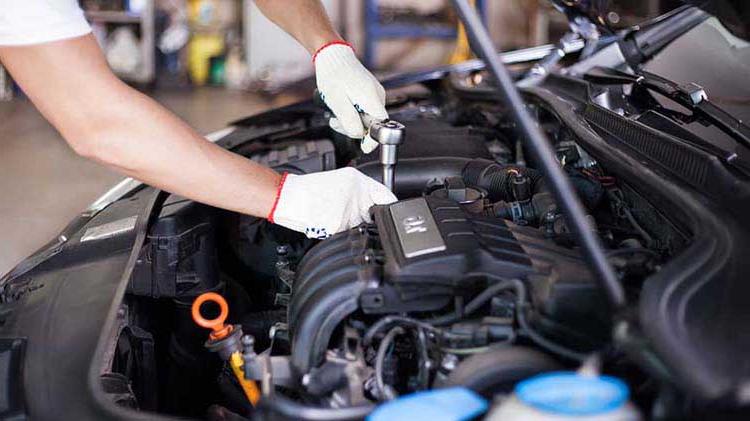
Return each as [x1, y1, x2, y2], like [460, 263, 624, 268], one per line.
[78, 87, 282, 218]
[254, 0, 341, 53]
[0, 35, 281, 218]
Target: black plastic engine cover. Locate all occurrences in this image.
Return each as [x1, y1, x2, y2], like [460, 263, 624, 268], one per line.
[366, 196, 603, 327]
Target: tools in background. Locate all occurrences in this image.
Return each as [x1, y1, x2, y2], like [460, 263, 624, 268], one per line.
[70, 1, 665, 91]
[106, 27, 143, 76]
[186, 0, 241, 86]
[448, 0, 477, 64]
[84, 0, 156, 84]
[81, 0, 247, 87]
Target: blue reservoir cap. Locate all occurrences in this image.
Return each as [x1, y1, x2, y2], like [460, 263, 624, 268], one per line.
[367, 387, 488, 421]
[515, 372, 629, 416]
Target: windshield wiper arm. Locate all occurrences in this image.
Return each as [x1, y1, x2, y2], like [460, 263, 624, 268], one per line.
[585, 67, 750, 148]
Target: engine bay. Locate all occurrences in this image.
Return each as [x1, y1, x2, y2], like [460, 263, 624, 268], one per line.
[108, 79, 690, 419]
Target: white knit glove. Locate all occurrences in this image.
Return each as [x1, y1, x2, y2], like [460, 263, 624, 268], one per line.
[267, 167, 397, 239]
[314, 41, 387, 154]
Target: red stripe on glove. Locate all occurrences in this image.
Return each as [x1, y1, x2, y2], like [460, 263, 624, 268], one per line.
[267, 172, 289, 223]
[312, 40, 354, 64]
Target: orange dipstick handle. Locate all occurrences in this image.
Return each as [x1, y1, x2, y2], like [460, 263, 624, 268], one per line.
[191, 292, 262, 406]
[192, 292, 233, 340]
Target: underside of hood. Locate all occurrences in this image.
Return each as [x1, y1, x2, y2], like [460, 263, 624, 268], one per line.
[549, 1, 748, 40]
[682, 1, 749, 39]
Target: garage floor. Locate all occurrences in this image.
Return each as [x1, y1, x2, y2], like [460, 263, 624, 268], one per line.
[0, 87, 298, 277]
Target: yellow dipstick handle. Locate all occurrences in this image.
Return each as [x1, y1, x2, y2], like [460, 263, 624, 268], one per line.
[230, 351, 261, 406]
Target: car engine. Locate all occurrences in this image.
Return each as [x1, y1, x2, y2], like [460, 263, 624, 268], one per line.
[111, 77, 686, 419]
[289, 191, 604, 373]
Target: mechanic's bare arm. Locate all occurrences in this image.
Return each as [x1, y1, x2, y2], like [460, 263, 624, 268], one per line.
[0, 35, 281, 218]
[254, 0, 340, 53]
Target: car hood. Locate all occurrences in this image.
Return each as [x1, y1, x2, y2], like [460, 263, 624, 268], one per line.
[680, 1, 749, 39]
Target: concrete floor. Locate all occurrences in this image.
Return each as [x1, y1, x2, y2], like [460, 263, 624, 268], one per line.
[0, 87, 296, 277]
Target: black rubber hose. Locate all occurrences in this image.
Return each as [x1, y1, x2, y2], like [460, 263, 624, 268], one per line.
[362, 315, 468, 348]
[413, 328, 431, 390]
[466, 281, 514, 314]
[454, 274, 588, 362]
[423, 301, 457, 327]
[426, 276, 519, 326]
[462, 159, 546, 202]
[258, 393, 374, 421]
[374, 326, 404, 401]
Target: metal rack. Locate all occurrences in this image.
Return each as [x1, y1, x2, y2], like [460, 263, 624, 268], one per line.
[363, 0, 486, 68]
[84, 2, 156, 84]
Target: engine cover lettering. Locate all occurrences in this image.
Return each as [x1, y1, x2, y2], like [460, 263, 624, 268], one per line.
[389, 198, 447, 258]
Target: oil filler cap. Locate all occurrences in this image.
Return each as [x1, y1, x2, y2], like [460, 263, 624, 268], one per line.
[515, 372, 629, 416]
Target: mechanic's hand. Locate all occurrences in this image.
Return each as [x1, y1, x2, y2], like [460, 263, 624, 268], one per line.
[314, 41, 387, 153]
[267, 167, 397, 239]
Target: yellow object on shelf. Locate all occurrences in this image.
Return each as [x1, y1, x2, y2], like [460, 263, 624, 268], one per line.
[188, 33, 224, 85]
[448, 0, 476, 64]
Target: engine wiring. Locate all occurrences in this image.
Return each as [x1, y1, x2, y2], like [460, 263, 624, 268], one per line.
[374, 326, 405, 401]
[364, 273, 591, 391]
[425, 275, 526, 326]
